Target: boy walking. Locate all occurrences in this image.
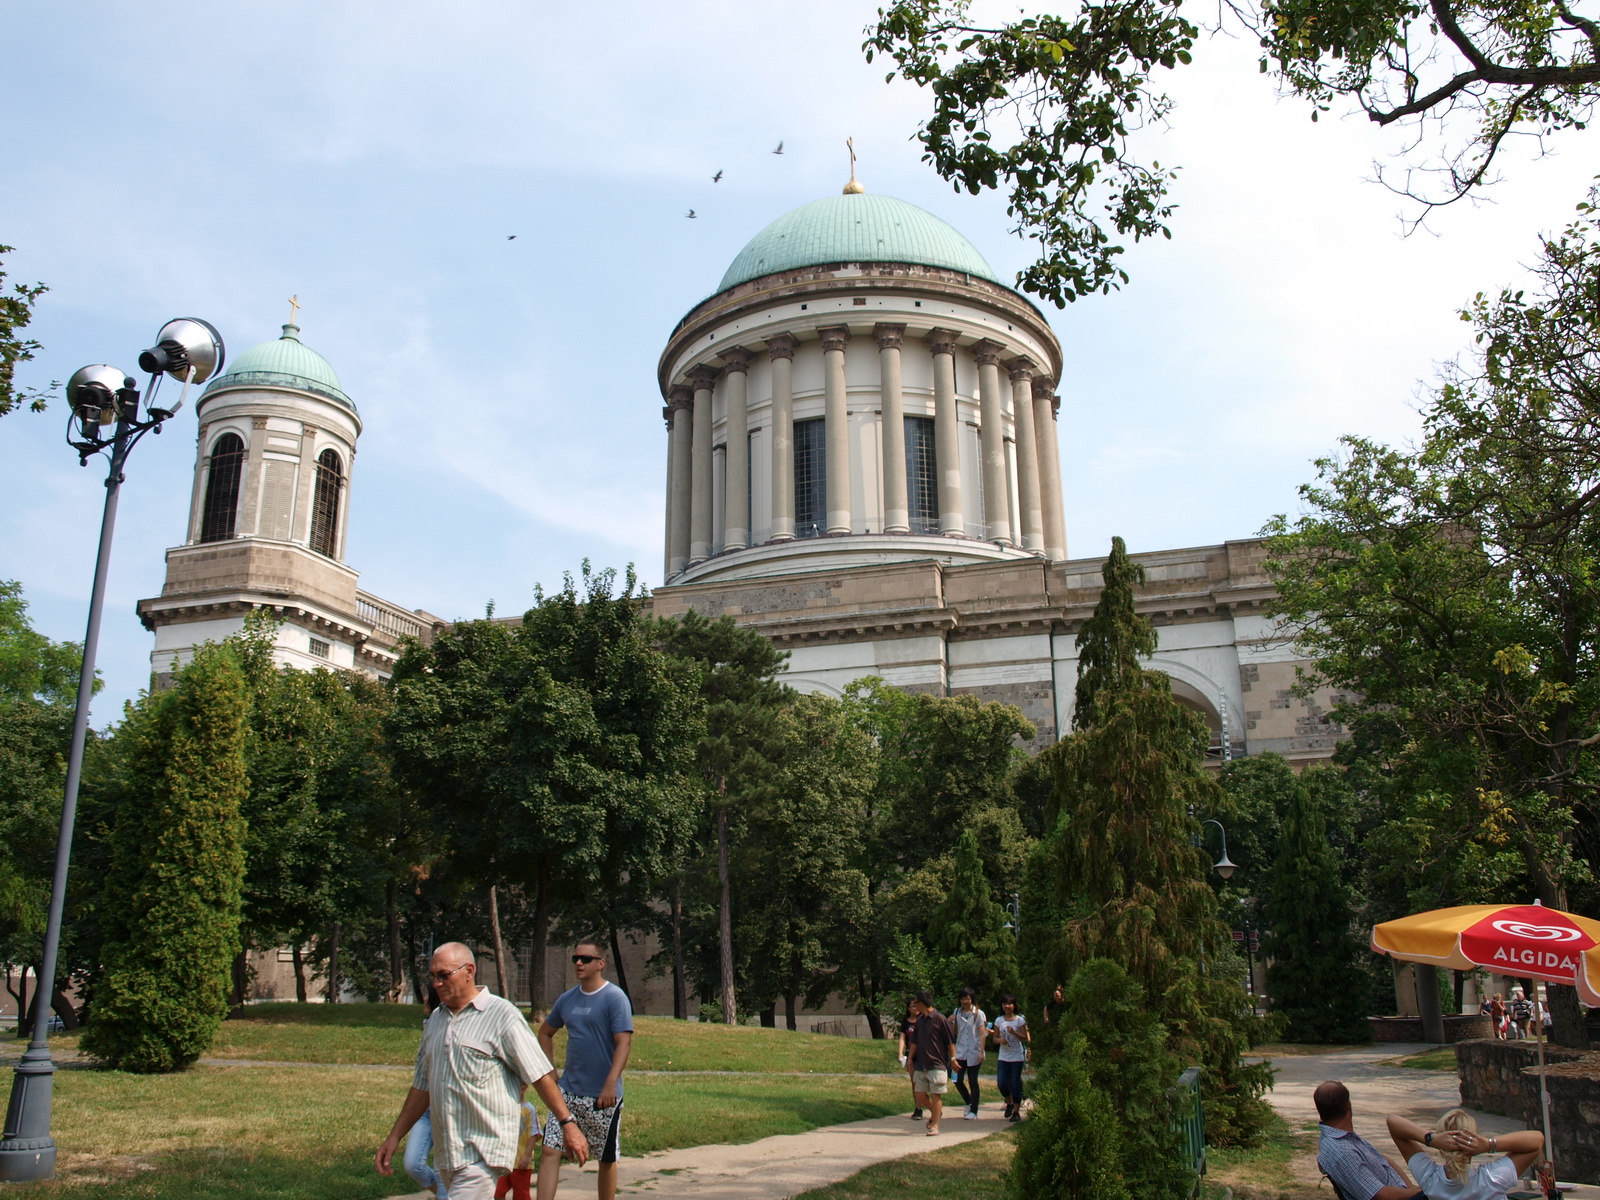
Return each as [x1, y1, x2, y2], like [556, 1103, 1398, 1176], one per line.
[536, 941, 634, 1200]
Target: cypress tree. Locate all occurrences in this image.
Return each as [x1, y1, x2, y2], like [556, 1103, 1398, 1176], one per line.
[1263, 781, 1370, 1042]
[81, 644, 248, 1072]
[928, 828, 1019, 1001]
[1008, 1035, 1131, 1200]
[1041, 536, 1273, 1147]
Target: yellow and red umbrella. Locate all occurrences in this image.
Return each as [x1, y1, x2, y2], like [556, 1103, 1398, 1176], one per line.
[1371, 902, 1600, 1006]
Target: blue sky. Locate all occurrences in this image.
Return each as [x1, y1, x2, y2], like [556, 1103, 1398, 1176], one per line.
[3, 0, 1595, 721]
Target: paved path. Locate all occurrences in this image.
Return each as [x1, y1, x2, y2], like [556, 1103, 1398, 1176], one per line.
[393, 1101, 1009, 1199]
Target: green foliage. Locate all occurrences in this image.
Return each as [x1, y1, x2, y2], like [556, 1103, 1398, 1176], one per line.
[1008, 1035, 1132, 1200]
[928, 828, 1019, 1002]
[1264, 197, 1600, 1046]
[0, 248, 49, 417]
[1040, 536, 1274, 1146]
[81, 644, 249, 1071]
[1063, 958, 1190, 1200]
[1261, 783, 1370, 1042]
[0, 580, 91, 705]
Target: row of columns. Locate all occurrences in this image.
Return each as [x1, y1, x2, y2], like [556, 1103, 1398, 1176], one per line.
[664, 324, 1067, 579]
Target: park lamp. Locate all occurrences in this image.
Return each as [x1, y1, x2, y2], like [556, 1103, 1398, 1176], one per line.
[1192, 814, 1237, 881]
[0, 318, 223, 1183]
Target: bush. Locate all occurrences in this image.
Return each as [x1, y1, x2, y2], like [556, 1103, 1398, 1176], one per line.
[80, 645, 248, 1072]
[1008, 1036, 1130, 1200]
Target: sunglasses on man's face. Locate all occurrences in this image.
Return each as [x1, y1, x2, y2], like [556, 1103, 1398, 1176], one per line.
[572, 954, 601, 965]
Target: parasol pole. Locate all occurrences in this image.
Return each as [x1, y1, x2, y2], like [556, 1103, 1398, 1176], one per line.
[1535, 981, 1552, 1177]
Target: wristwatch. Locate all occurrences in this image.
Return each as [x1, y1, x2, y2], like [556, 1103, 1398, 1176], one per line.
[560, 1116, 578, 1126]
[1425, 1132, 1434, 1146]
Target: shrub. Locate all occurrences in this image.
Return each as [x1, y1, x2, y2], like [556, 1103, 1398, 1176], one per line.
[1008, 1035, 1130, 1200]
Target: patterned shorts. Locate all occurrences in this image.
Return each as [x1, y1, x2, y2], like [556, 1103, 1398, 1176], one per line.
[541, 1090, 623, 1164]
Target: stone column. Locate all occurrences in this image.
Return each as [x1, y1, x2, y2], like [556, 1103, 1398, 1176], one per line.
[661, 402, 675, 579]
[819, 326, 852, 535]
[926, 329, 964, 536]
[720, 347, 751, 550]
[689, 364, 717, 564]
[666, 386, 693, 577]
[1033, 377, 1068, 560]
[290, 423, 320, 546]
[768, 334, 797, 542]
[876, 324, 909, 534]
[1007, 357, 1044, 554]
[972, 340, 1012, 546]
[237, 416, 269, 537]
[187, 425, 212, 543]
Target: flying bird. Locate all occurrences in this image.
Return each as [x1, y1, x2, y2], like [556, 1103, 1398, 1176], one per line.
[713, 169, 723, 183]
[507, 235, 517, 240]
[772, 141, 784, 155]
[686, 209, 697, 219]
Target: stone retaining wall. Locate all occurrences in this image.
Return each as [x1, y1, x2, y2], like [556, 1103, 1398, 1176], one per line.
[1455, 1038, 1588, 1115]
[1532, 1058, 1600, 1184]
[1369, 1014, 1493, 1043]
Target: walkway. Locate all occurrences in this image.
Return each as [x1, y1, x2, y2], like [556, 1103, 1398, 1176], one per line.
[394, 1101, 1009, 1199]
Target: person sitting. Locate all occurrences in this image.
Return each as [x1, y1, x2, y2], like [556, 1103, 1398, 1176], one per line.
[1385, 1109, 1544, 1200]
[1315, 1081, 1424, 1200]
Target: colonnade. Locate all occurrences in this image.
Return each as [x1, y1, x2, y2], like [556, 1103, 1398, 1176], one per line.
[664, 324, 1067, 579]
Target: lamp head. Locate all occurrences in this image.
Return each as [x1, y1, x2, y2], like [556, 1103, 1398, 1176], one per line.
[138, 318, 225, 384]
[67, 365, 133, 437]
[1214, 850, 1237, 881]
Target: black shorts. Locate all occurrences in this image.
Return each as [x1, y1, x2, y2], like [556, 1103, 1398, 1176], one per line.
[542, 1090, 623, 1164]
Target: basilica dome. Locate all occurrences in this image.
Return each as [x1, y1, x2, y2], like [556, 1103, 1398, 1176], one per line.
[203, 324, 354, 411]
[717, 193, 998, 293]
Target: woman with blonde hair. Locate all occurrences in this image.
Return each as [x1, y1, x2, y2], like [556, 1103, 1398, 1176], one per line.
[1386, 1109, 1544, 1200]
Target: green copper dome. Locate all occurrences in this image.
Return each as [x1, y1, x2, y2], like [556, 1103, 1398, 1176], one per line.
[718, 193, 998, 292]
[203, 325, 354, 412]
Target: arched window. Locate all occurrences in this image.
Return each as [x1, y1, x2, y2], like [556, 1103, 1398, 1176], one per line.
[793, 418, 826, 539]
[309, 448, 343, 558]
[904, 416, 940, 534]
[198, 433, 245, 543]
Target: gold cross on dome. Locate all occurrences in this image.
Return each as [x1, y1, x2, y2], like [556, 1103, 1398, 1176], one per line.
[287, 295, 301, 326]
[847, 137, 857, 177]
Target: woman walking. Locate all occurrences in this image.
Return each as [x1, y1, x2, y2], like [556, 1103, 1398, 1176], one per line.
[898, 999, 922, 1121]
[990, 994, 1029, 1122]
[403, 986, 448, 1198]
[950, 987, 987, 1120]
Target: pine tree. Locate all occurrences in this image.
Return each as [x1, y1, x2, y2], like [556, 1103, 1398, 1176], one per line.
[1263, 781, 1371, 1042]
[1041, 536, 1274, 1147]
[1008, 1035, 1131, 1200]
[928, 828, 1019, 1003]
[81, 643, 249, 1072]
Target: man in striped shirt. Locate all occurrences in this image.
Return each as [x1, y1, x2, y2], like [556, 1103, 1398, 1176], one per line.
[377, 943, 589, 1200]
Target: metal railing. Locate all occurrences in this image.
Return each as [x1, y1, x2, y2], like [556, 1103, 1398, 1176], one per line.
[1174, 1065, 1206, 1194]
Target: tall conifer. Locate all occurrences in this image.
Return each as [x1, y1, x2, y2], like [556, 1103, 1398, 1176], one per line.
[1041, 536, 1273, 1146]
[928, 828, 1019, 1001]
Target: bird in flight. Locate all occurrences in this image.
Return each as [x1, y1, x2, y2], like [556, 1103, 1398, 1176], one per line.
[686, 209, 697, 219]
[712, 170, 723, 183]
[507, 235, 517, 240]
[772, 141, 784, 155]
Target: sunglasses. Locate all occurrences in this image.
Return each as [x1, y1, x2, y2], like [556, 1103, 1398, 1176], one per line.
[430, 962, 471, 984]
[572, 954, 601, 965]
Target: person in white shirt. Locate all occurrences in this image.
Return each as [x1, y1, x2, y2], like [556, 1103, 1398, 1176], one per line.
[989, 994, 1029, 1122]
[1386, 1110, 1544, 1200]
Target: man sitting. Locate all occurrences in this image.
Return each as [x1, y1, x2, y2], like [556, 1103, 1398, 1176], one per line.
[1315, 1081, 1423, 1200]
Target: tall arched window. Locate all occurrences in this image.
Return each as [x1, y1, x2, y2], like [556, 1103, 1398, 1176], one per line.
[309, 448, 343, 558]
[793, 418, 826, 539]
[198, 433, 245, 543]
[904, 416, 940, 534]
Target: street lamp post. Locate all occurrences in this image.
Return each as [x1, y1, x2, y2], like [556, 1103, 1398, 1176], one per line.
[0, 320, 223, 1182]
[1195, 818, 1237, 881]
[1003, 893, 1021, 937]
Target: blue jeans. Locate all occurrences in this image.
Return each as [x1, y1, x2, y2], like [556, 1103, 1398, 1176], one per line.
[996, 1059, 1024, 1106]
[403, 1109, 448, 1197]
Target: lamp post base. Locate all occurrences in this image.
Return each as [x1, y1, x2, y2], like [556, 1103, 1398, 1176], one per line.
[0, 1048, 58, 1181]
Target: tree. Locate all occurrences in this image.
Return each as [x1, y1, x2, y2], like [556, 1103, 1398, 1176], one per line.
[1008, 1034, 1132, 1200]
[0, 249, 48, 418]
[655, 609, 791, 1024]
[0, 581, 86, 705]
[1262, 782, 1371, 1042]
[1265, 197, 1600, 1047]
[865, 0, 1600, 305]
[928, 828, 1019, 1001]
[81, 643, 249, 1071]
[1039, 536, 1274, 1145]
[737, 693, 875, 1028]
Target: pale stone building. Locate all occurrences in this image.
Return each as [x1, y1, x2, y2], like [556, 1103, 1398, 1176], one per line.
[650, 183, 1347, 765]
[136, 322, 439, 683]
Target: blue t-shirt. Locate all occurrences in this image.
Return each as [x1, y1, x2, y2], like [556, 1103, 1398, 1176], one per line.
[546, 981, 633, 1099]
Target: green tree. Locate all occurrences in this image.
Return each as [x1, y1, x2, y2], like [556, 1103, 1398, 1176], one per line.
[1040, 536, 1273, 1145]
[738, 692, 875, 1027]
[0, 249, 48, 418]
[1008, 1034, 1131, 1200]
[1262, 781, 1371, 1042]
[655, 608, 791, 1024]
[81, 644, 249, 1071]
[1265, 198, 1600, 1047]
[928, 828, 1019, 1001]
[0, 581, 87, 704]
[1063, 957, 1189, 1200]
[865, 0, 1600, 305]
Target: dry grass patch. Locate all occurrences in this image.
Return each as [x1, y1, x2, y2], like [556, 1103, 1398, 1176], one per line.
[1203, 1114, 1326, 1200]
[1248, 1044, 1374, 1058]
[791, 1130, 1016, 1199]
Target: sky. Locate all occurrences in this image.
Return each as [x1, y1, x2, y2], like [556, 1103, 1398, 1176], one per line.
[2, 0, 1595, 722]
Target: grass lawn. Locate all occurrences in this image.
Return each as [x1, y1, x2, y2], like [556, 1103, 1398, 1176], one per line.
[1202, 1113, 1322, 1200]
[1387, 1046, 1458, 1070]
[791, 1130, 1017, 1199]
[200, 1004, 896, 1074]
[33, 1063, 910, 1198]
[1247, 1042, 1374, 1058]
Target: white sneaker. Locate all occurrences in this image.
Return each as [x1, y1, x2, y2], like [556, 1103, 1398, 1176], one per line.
[963, 1109, 977, 1120]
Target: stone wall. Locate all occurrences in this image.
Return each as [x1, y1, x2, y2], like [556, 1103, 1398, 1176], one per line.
[1454, 1038, 1588, 1115]
[1534, 1057, 1600, 1184]
[1369, 1014, 1492, 1043]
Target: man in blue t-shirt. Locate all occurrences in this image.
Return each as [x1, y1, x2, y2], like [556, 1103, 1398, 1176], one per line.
[536, 939, 634, 1200]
